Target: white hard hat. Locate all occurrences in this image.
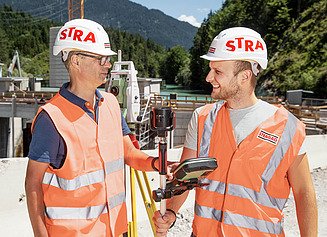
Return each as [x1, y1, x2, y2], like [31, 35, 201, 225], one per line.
[201, 27, 267, 70]
[53, 18, 116, 57]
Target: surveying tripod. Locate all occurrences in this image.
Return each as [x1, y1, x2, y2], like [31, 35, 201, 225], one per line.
[126, 106, 176, 237]
[127, 134, 157, 237]
[126, 107, 218, 237]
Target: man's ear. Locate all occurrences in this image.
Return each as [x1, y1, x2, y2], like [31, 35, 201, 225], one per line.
[70, 54, 80, 69]
[240, 69, 253, 84]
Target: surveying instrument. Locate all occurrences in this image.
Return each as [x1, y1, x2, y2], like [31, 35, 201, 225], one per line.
[150, 107, 218, 205]
[150, 106, 175, 216]
[107, 52, 218, 236]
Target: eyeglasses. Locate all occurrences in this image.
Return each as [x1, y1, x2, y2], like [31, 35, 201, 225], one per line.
[76, 53, 111, 66]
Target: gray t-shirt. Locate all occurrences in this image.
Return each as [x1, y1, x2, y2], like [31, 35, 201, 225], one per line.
[184, 100, 305, 154]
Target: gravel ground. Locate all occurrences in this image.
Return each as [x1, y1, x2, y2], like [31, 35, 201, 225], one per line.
[167, 168, 327, 237]
[0, 159, 10, 176]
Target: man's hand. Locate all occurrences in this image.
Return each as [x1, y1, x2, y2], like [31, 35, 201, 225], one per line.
[166, 162, 179, 181]
[153, 210, 176, 237]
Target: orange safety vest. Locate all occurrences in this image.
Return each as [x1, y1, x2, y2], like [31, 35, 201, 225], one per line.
[32, 92, 127, 237]
[192, 101, 305, 237]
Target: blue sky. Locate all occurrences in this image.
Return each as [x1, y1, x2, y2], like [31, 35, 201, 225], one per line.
[130, 0, 223, 27]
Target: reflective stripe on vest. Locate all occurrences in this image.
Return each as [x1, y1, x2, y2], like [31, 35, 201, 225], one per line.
[43, 158, 124, 191]
[46, 204, 108, 219]
[109, 191, 126, 209]
[194, 203, 282, 234]
[105, 157, 124, 174]
[199, 101, 224, 157]
[195, 202, 222, 222]
[43, 170, 105, 191]
[196, 103, 299, 235]
[45, 191, 125, 220]
[224, 212, 283, 235]
[37, 92, 128, 236]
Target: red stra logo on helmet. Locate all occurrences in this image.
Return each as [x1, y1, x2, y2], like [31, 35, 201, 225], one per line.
[59, 27, 96, 43]
[226, 37, 264, 52]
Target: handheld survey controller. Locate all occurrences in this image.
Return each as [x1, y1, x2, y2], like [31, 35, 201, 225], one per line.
[152, 157, 218, 202]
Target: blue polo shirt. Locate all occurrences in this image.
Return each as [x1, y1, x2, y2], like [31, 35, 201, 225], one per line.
[28, 82, 131, 169]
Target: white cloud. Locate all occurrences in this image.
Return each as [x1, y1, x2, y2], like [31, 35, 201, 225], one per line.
[177, 15, 201, 28]
[197, 8, 210, 13]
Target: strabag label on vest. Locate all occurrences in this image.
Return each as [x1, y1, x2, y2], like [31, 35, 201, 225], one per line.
[257, 129, 279, 145]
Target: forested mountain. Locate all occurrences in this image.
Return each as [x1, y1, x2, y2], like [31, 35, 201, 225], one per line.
[189, 0, 326, 98]
[0, 6, 166, 79]
[1, 1, 325, 98]
[0, 0, 197, 49]
[0, 6, 55, 79]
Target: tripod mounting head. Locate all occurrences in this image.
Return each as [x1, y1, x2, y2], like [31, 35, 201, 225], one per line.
[150, 106, 175, 137]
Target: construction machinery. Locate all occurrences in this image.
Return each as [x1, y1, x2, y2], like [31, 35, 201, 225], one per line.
[7, 50, 22, 77]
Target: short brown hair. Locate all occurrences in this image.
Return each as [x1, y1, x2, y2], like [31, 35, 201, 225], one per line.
[63, 51, 78, 71]
[233, 61, 259, 88]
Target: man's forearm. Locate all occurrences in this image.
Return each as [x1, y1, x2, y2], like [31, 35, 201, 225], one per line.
[294, 189, 318, 237]
[167, 190, 190, 213]
[123, 135, 157, 171]
[288, 154, 318, 236]
[25, 181, 48, 237]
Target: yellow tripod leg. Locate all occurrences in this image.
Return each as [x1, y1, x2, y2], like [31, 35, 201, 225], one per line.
[128, 168, 158, 237]
[135, 171, 157, 236]
[142, 171, 157, 217]
[128, 168, 138, 237]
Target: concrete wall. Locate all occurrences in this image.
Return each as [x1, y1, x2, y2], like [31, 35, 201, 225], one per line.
[303, 134, 327, 170]
[49, 27, 69, 88]
[0, 118, 9, 157]
[173, 110, 193, 146]
[0, 118, 23, 158]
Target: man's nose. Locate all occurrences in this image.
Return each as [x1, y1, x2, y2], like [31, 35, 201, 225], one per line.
[206, 70, 214, 82]
[104, 61, 112, 68]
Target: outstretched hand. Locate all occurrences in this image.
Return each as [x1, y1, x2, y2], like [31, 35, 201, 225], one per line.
[166, 161, 179, 181]
[153, 209, 176, 237]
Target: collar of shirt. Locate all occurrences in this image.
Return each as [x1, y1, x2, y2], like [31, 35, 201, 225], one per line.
[59, 82, 104, 122]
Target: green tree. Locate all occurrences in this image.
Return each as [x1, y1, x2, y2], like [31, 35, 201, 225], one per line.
[0, 27, 11, 64]
[159, 46, 190, 85]
[189, 0, 326, 98]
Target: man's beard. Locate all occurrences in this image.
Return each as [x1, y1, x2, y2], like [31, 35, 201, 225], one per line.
[211, 76, 240, 100]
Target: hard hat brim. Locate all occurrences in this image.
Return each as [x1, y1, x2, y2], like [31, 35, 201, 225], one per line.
[201, 54, 268, 69]
[53, 47, 117, 57]
[104, 49, 117, 56]
[200, 54, 226, 62]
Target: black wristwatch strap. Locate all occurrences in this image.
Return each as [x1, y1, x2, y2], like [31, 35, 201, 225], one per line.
[151, 157, 159, 171]
[166, 209, 177, 229]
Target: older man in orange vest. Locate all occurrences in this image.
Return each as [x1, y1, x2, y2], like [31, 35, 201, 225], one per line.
[153, 27, 318, 237]
[25, 19, 160, 237]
